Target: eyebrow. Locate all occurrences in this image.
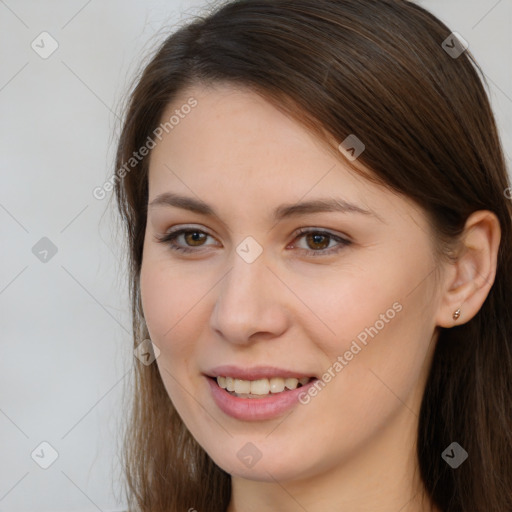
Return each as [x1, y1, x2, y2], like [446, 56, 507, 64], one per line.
[148, 192, 383, 222]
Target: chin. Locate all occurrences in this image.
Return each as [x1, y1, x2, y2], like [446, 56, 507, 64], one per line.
[206, 443, 321, 483]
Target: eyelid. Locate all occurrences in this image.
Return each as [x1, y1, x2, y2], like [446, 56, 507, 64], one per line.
[291, 226, 351, 242]
[165, 224, 216, 238]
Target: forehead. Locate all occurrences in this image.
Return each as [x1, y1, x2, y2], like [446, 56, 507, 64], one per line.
[146, 83, 422, 227]
[153, 84, 331, 170]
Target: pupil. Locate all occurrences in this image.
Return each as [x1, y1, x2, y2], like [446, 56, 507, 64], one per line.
[186, 231, 205, 246]
[307, 233, 329, 250]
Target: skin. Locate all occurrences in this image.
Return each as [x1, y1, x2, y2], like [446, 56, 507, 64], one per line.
[140, 82, 500, 512]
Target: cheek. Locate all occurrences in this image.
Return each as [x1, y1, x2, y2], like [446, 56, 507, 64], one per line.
[325, 292, 434, 437]
[301, 253, 435, 401]
[140, 262, 169, 337]
[140, 257, 218, 439]
[140, 258, 196, 357]
[286, 260, 405, 352]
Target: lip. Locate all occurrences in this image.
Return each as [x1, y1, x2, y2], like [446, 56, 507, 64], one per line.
[206, 375, 319, 421]
[205, 365, 316, 381]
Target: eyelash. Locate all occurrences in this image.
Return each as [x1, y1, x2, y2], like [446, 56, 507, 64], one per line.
[154, 227, 352, 257]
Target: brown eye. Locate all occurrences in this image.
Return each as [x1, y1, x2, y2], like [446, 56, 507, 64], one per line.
[183, 231, 207, 246]
[155, 228, 218, 254]
[292, 229, 352, 257]
[305, 233, 331, 250]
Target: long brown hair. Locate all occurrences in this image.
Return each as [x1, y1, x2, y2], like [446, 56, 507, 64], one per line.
[112, 1, 512, 510]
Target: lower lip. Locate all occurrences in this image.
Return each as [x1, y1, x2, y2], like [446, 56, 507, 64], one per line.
[206, 376, 318, 421]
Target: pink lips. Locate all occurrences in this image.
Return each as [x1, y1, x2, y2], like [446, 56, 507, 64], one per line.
[204, 365, 318, 421]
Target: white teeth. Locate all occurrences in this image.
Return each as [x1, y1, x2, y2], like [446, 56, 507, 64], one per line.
[234, 379, 251, 394]
[285, 377, 299, 390]
[269, 377, 285, 393]
[226, 377, 235, 392]
[250, 379, 270, 395]
[216, 376, 312, 396]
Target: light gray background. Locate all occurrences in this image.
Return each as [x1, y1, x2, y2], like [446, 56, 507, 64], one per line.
[1, 1, 510, 511]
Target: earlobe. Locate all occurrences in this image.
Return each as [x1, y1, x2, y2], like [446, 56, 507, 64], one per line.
[435, 210, 501, 328]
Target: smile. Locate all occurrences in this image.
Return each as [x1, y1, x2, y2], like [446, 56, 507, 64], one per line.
[206, 373, 319, 421]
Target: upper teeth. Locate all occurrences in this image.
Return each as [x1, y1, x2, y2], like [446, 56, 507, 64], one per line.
[216, 376, 311, 395]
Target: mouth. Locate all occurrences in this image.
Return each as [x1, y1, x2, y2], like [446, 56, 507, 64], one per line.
[205, 368, 320, 420]
[208, 375, 315, 399]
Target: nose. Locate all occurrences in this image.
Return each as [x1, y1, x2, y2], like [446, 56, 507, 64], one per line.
[209, 248, 290, 345]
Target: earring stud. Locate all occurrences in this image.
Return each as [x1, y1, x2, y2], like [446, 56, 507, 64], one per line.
[453, 308, 461, 320]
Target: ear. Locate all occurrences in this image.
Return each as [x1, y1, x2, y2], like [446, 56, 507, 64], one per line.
[435, 210, 501, 327]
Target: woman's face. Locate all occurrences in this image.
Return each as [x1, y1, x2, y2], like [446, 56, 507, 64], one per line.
[140, 83, 443, 483]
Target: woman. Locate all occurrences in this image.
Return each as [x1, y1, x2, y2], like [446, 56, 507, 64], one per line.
[113, 0, 512, 510]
